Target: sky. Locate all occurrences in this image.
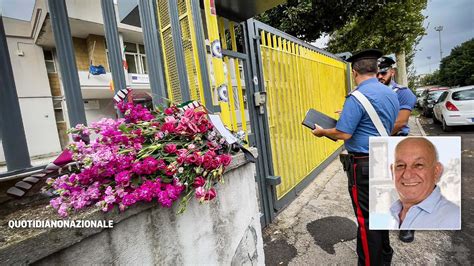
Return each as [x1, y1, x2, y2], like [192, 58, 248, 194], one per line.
[1, 0, 35, 21]
[414, 0, 474, 75]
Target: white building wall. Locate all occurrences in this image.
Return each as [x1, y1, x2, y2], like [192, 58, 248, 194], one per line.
[84, 99, 117, 123]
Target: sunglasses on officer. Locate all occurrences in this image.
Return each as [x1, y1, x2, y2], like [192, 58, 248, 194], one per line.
[377, 71, 388, 76]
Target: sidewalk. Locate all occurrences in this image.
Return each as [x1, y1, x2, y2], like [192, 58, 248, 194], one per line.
[263, 116, 459, 264]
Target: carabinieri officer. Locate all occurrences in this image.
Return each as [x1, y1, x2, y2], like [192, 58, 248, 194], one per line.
[312, 49, 399, 266]
[377, 56, 417, 137]
[377, 56, 418, 244]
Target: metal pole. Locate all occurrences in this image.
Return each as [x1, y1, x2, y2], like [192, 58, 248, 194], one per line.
[244, 19, 276, 226]
[0, 16, 32, 171]
[435, 26, 443, 61]
[190, 0, 218, 112]
[138, 0, 168, 107]
[48, 0, 88, 127]
[438, 31, 442, 60]
[168, 0, 190, 102]
[345, 62, 352, 93]
[101, 0, 127, 115]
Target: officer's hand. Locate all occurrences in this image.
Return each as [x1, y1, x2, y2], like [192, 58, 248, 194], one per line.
[312, 124, 325, 137]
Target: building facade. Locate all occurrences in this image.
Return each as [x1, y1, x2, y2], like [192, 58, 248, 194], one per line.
[1, 0, 153, 163]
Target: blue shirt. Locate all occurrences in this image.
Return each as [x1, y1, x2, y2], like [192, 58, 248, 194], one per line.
[390, 81, 417, 135]
[389, 186, 461, 230]
[336, 78, 399, 153]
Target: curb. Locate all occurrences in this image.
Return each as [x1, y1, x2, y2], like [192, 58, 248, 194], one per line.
[415, 116, 427, 136]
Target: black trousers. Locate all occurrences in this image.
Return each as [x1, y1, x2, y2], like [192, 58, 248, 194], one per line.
[340, 154, 392, 266]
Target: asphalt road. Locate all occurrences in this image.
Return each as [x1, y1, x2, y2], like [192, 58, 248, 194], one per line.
[418, 115, 474, 264]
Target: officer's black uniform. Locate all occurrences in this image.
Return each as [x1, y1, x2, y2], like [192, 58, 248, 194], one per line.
[337, 49, 400, 265]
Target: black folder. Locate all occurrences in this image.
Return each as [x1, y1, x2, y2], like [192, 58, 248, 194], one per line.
[302, 109, 338, 141]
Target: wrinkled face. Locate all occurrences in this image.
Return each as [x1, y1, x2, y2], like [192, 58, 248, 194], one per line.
[391, 139, 443, 206]
[377, 68, 395, 85]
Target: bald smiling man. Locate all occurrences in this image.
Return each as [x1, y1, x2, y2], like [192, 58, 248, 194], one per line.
[389, 137, 461, 230]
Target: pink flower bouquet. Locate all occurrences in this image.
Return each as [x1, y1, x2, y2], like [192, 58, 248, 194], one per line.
[45, 102, 233, 217]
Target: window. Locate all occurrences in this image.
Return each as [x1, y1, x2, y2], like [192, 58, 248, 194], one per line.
[44, 50, 56, 73]
[452, 89, 474, 101]
[437, 91, 449, 103]
[124, 42, 147, 74]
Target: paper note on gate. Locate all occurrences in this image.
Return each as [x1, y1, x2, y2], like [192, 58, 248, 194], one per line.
[208, 114, 238, 144]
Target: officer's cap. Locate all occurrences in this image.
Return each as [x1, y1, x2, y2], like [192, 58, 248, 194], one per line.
[378, 56, 396, 72]
[346, 49, 383, 63]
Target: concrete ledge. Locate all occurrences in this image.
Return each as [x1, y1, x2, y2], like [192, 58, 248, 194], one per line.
[0, 148, 261, 265]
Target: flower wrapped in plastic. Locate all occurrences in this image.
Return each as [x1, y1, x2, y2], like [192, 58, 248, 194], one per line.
[45, 101, 234, 217]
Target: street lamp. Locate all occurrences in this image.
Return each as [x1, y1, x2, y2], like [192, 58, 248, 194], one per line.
[434, 26, 443, 61]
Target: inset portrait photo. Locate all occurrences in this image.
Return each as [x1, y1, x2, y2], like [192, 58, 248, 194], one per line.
[369, 136, 461, 230]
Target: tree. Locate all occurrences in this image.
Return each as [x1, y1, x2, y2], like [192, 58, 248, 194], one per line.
[257, 0, 395, 42]
[326, 0, 427, 86]
[438, 38, 474, 87]
[418, 70, 441, 87]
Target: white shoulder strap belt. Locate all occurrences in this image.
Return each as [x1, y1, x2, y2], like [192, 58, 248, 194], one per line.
[351, 90, 389, 136]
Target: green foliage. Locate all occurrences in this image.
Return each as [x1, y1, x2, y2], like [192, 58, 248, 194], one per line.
[438, 38, 474, 86]
[419, 70, 441, 86]
[257, 0, 392, 42]
[326, 0, 427, 55]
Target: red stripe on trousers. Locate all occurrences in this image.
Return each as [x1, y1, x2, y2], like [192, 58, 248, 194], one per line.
[352, 163, 370, 266]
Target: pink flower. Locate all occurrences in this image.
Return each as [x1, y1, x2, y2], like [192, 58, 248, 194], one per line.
[115, 171, 131, 185]
[156, 159, 167, 170]
[218, 154, 232, 167]
[195, 187, 217, 201]
[47, 101, 232, 217]
[122, 193, 137, 206]
[104, 195, 116, 204]
[193, 176, 206, 188]
[161, 122, 176, 133]
[195, 186, 206, 199]
[186, 153, 200, 164]
[164, 144, 177, 154]
[58, 203, 69, 217]
[164, 107, 175, 115]
[176, 148, 188, 156]
[50, 197, 62, 209]
[204, 188, 217, 201]
[202, 154, 214, 169]
[184, 108, 195, 118]
[164, 116, 177, 123]
[142, 157, 159, 174]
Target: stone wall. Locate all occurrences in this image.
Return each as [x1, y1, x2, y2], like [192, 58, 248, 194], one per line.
[0, 150, 264, 265]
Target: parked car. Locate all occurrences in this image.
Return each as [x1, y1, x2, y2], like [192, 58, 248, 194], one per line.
[433, 85, 474, 131]
[422, 87, 449, 117]
[415, 88, 426, 108]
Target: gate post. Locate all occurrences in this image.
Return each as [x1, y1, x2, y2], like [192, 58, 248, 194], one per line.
[138, 0, 168, 106]
[0, 16, 31, 172]
[101, 0, 128, 105]
[48, 0, 88, 127]
[243, 19, 277, 226]
[168, 0, 190, 102]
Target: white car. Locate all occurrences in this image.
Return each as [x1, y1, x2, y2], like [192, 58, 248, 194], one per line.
[433, 86, 474, 131]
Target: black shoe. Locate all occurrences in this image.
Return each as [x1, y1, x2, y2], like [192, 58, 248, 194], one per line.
[399, 230, 415, 243]
[382, 247, 393, 265]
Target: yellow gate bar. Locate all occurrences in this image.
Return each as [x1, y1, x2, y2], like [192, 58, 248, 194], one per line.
[203, 0, 231, 127]
[217, 18, 238, 131]
[229, 21, 248, 143]
[185, 0, 206, 104]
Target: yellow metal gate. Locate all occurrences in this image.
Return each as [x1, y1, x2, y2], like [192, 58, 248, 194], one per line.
[259, 30, 348, 199]
[153, 1, 351, 222]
